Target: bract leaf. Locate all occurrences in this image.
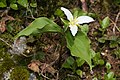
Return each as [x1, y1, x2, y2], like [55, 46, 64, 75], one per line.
[39, 23, 63, 33]
[70, 31, 92, 69]
[65, 30, 74, 49]
[14, 17, 62, 39]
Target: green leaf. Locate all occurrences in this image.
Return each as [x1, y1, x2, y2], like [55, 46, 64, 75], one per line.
[110, 41, 118, 48]
[114, 48, 120, 59]
[9, 0, 16, 3]
[101, 16, 110, 29]
[73, 8, 87, 17]
[0, 0, 6, 8]
[66, 56, 75, 65]
[79, 24, 89, 35]
[88, 13, 97, 18]
[62, 56, 75, 69]
[70, 31, 92, 69]
[6, 25, 13, 33]
[60, 18, 69, 25]
[14, 17, 62, 39]
[65, 30, 74, 49]
[10, 4, 18, 10]
[61, 18, 69, 32]
[17, 0, 28, 7]
[76, 69, 83, 77]
[0, 2, 6, 7]
[114, 0, 120, 4]
[76, 58, 85, 67]
[92, 77, 98, 80]
[30, 2, 37, 7]
[98, 59, 104, 65]
[98, 36, 107, 43]
[92, 52, 105, 66]
[105, 62, 111, 70]
[107, 72, 115, 79]
[55, 9, 64, 17]
[90, 49, 96, 58]
[39, 23, 63, 33]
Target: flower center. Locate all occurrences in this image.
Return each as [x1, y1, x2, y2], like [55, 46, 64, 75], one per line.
[69, 19, 78, 26]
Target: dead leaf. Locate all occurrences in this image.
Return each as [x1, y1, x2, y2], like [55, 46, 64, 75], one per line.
[28, 60, 40, 73]
[40, 63, 57, 76]
[0, 21, 6, 32]
[4, 16, 15, 21]
[28, 60, 57, 76]
[0, 15, 15, 32]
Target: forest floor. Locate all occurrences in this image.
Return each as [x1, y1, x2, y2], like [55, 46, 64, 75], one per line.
[0, 0, 120, 80]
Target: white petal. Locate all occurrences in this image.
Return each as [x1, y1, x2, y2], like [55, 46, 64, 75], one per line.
[76, 16, 94, 24]
[69, 25, 78, 36]
[61, 7, 73, 21]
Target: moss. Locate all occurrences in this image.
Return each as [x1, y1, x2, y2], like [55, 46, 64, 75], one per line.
[0, 58, 15, 79]
[10, 66, 29, 80]
[0, 58, 15, 71]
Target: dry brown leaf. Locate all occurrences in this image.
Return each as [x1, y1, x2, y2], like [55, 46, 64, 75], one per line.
[0, 15, 14, 32]
[0, 21, 6, 32]
[28, 60, 57, 76]
[40, 63, 57, 76]
[28, 60, 40, 73]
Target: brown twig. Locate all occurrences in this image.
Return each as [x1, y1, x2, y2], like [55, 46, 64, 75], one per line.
[39, 72, 50, 80]
[0, 37, 13, 48]
[115, 12, 120, 23]
[110, 18, 120, 33]
[0, 7, 10, 17]
[80, 0, 88, 12]
[113, 12, 120, 33]
[90, 0, 94, 3]
[39, 45, 60, 80]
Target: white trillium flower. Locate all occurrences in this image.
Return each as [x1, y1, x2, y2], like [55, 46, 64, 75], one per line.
[61, 7, 94, 36]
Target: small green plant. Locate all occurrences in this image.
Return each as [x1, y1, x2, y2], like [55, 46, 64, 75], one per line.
[113, 0, 120, 6]
[100, 16, 110, 30]
[0, 0, 26, 10]
[104, 62, 116, 80]
[62, 56, 85, 77]
[104, 72, 116, 80]
[98, 16, 110, 43]
[62, 56, 77, 73]
[14, 7, 95, 70]
[0, 0, 119, 79]
[106, 62, 111, 72]
[0, 0, 37, 10]
[92, 52, 105, 66]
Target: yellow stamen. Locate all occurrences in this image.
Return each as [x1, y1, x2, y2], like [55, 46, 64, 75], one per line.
[69, 18, 78, 26]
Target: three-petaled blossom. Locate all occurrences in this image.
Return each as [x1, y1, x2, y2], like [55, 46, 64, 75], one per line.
[61, 7, 94, 36]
